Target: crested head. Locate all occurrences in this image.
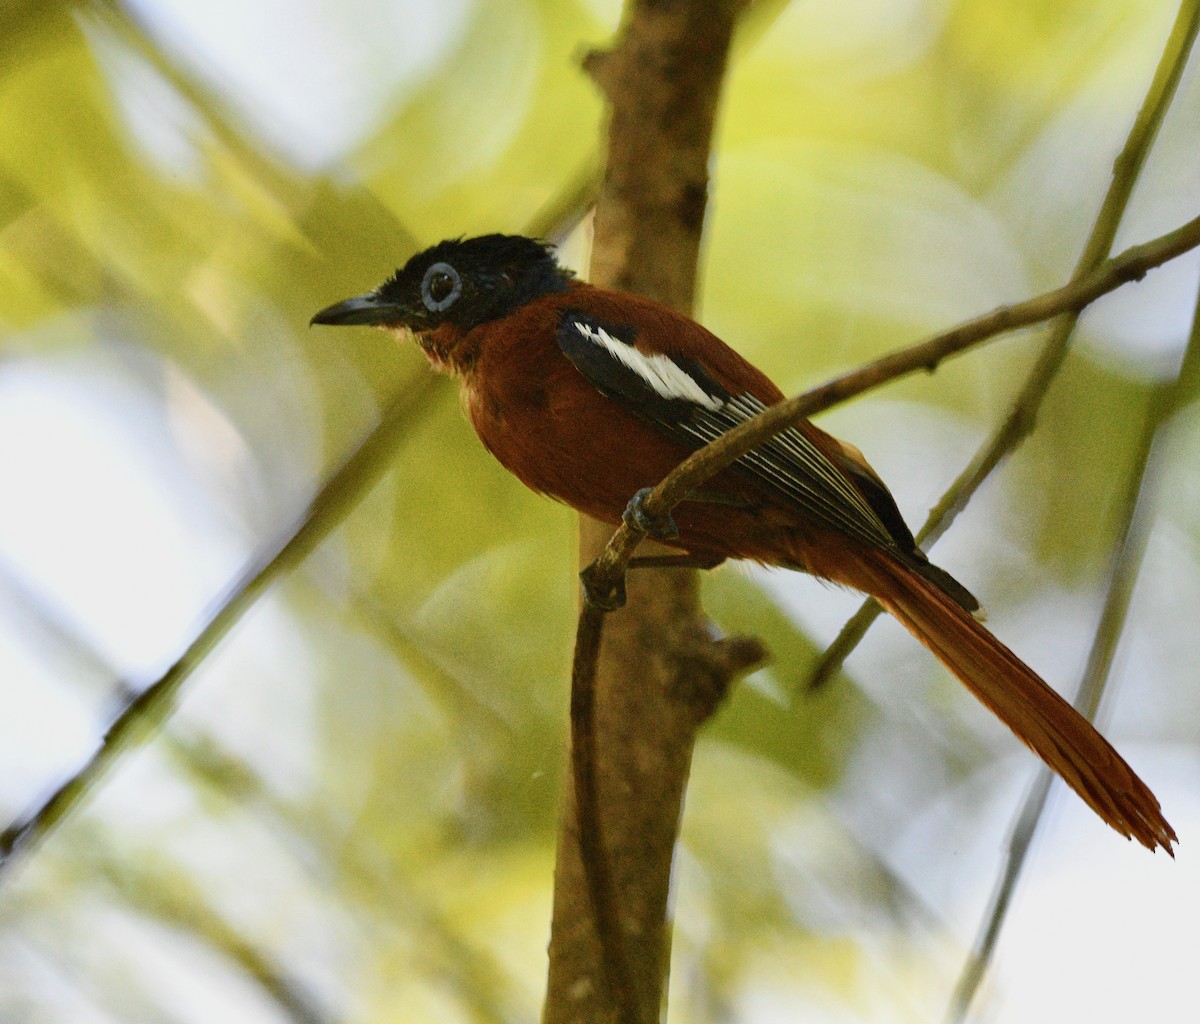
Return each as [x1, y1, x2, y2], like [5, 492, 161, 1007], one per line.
[311, 234, 574, 344]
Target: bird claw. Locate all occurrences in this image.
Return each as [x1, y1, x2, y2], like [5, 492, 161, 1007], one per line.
[622, 488, 679, 540]
[579, 565, 627, 611]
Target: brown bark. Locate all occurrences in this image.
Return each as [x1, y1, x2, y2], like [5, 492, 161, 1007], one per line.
[542, 3, 755, 1023]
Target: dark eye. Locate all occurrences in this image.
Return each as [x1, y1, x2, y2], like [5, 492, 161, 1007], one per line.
[421, 262, 462, 313]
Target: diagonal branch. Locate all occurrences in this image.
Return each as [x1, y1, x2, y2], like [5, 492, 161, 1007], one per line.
[0, 375, 446, 877]
[808, 0, 1200, 688]
[567, 210, 1199, 1024]
[579, 211, 1200, 611]
[570, 15, 1198, 983]
[568, 216, 1200, 1000]
[801, 215, 1200, 414]
[945, 259, 1200, 1024]
[0, 154, 606, 885]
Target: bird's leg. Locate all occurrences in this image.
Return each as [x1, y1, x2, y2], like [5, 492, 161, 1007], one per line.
[583, 487, 733, 609]
[580, 553, 725, 611]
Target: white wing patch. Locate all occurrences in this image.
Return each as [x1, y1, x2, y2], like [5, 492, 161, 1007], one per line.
[573, 321, 725, 411]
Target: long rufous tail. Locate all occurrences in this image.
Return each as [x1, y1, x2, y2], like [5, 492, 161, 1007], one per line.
[860, 552, 1176, 853]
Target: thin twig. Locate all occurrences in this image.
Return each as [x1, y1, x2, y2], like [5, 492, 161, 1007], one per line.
[580, 212, 1200, 611]
[0, 375, 446, 876]
[802, 215, 1200, 413]
[565, 602, 630, 1017]
[0, 143, 604, 881]
[945, 254, 1200, 1024]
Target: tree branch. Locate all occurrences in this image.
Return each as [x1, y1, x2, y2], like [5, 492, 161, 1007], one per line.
[803, 214, 1200, 413]
[565, 9, 1198, 998]
[946, 256, 1200, 1024]
[580, 212, 1200, 614]
[549, 6, 1199, 1019]
[805, 0, 1200, 688]
[544, 3, 756, 1024]
[0, 376, 446, 876]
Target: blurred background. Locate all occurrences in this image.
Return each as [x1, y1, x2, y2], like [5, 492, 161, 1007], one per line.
[1, 0, 1198, 1020]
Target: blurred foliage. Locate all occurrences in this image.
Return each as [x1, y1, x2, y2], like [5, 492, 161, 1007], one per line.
[0, 0, 1196, 1022]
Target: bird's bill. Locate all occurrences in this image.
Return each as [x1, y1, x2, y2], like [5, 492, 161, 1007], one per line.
[310, 294, 408, 327]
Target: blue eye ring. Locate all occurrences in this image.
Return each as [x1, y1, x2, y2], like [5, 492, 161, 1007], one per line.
[421, 262, 462, 313]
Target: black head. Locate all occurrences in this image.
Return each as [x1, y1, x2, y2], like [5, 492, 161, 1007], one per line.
[311, 234, 573, 334]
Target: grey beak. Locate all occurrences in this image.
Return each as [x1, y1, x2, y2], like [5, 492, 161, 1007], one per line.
[310, 294, 408, 327]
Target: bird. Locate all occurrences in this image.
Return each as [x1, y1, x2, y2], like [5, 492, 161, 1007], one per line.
[312, 233, 1175, 853]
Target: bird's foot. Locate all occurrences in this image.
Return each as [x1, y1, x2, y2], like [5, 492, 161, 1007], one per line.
[622, 487, 679, 540]
[579, 564, 627, 611]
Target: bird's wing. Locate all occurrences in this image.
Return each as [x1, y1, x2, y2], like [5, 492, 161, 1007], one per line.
[556, 310, 897, 551]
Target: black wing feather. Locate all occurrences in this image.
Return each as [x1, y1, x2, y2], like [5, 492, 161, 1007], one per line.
[555, 311, 979, 610]
[555, 312, 730, 420]
[556, 312, 895, 550]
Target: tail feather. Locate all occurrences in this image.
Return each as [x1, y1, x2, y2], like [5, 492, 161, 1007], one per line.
[862, 553, 1176, 854]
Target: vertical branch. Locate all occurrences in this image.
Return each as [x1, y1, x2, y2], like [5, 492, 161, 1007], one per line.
[543, 3, 752, 1023]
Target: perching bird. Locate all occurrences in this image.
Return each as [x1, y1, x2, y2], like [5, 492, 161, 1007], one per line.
[313, 233, 1175, 853]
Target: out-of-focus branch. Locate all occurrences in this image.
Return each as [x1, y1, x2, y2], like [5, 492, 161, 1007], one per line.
[807, 1, 1200, 689]
[800, 214, 1200, 415]
[0, 375, 447, 877]
[0, 139, 618, 882]
[946, 265, 1200, 1024]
